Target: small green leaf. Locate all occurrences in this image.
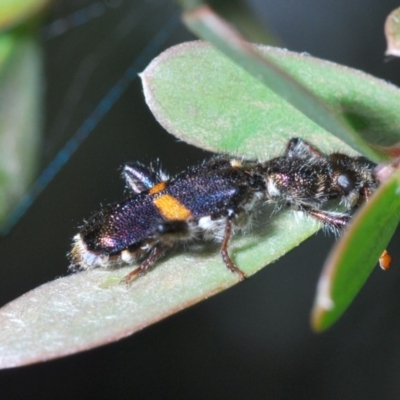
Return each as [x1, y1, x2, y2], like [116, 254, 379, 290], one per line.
[385, 7, 400, 58]
[0, 209, 318, 368]
[141, 41, 400, 162]
[311, 172, 400, 332]
[0, 0, 51, 32]
[0, 31, 42, 226]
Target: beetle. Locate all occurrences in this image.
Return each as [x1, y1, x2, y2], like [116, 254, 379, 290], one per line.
[70, 138, 385, 283]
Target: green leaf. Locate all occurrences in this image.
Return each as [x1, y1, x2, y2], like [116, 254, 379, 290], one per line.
[181, 6, 392, 162]
[0, 0, 51, 32]
[311, 172, 400, 332]
[0, 209, 318, 368]
[141, 41, 400, 161]
[385, 7, 400, 58]
[0, 31, 42, 226]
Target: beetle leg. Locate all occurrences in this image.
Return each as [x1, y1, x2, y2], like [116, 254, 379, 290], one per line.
[285, 138, 324, 158]
[301, 207, 350, 231]
[221, 219, 247, 281]
[122, 245, 167, 284]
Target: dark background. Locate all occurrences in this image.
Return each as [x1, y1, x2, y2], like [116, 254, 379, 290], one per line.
[1, 0, 400, 398]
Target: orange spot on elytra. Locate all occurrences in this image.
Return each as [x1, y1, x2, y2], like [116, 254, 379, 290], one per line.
[149, 182, 167, 195]
[153, 195, 191, 220]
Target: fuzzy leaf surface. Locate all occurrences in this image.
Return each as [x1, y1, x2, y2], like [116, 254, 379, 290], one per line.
[142, 41, 400, 161]
[0, 209, 317, 369]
